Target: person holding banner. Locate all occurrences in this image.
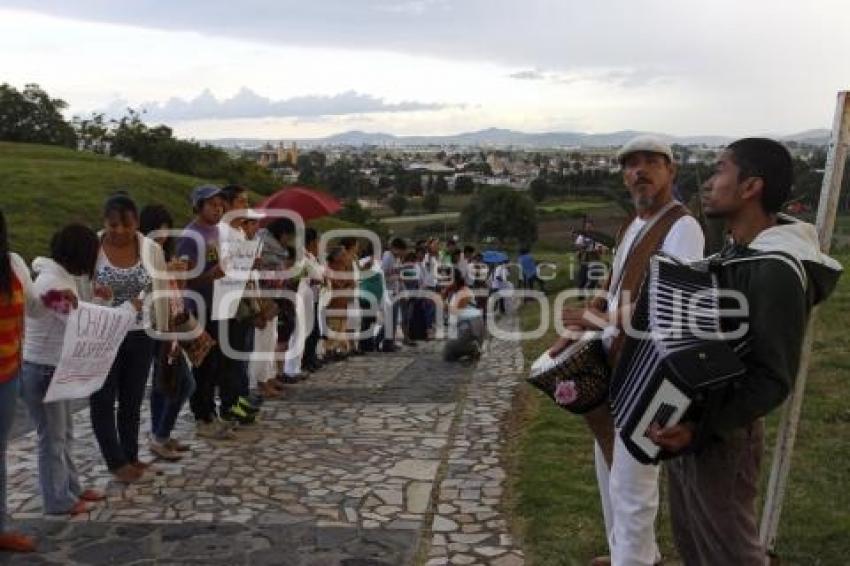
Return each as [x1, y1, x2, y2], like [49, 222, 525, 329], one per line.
[90, 194, 168, 481]
[21, 225, 115, 512]
[0, 209, 42, 553]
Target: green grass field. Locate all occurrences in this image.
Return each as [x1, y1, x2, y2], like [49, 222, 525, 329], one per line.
[0, 142, 360, 260]
[508, 251, 850, 565]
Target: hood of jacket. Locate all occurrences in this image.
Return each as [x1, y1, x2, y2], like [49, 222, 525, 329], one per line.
[729, 215, 843, 306]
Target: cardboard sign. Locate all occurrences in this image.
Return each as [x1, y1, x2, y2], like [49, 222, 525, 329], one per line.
[43, 302, 135, 402]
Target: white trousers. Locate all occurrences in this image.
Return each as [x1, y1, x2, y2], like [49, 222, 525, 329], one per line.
[595, 434, 661, 566]
[249, 316, 278, 386]
[284, 281, 314, 376]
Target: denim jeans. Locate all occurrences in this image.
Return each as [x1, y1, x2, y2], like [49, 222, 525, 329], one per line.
[0, 371, 21, 533]
[150, 345, 196, 443]
[20, 362, 81, 513]
[90, 330, 156, 471]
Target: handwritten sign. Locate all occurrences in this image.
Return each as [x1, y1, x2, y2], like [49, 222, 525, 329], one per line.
[44, 302, 136, 403]
[212, 239, 262, 320]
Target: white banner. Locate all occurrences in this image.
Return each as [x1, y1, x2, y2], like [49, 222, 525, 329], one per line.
[43, 302, 136, 403]
[212, 239, 263, 321]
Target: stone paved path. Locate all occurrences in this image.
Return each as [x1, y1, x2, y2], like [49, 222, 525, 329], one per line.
[2, 323, 527, 566]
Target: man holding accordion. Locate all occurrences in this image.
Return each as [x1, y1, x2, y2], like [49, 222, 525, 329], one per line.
[647, 138, 843, 565]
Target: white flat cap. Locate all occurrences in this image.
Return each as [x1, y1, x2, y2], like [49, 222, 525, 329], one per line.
[616, 135, 674, 164]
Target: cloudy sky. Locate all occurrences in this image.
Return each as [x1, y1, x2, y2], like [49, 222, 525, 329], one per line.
[2, 0, 849, 139]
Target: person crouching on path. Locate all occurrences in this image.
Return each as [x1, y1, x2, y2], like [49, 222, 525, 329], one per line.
[650, 138, 842, 565]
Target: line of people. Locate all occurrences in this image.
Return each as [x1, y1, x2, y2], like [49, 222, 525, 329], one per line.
[0, 184, 527, 553]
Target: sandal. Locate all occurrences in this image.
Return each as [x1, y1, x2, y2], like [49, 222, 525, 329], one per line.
[112, 464, 142, 484]
[79, 489, 106, 502]
[0, 532, 36, 553]
[68, 500, 92, 516]
[165, 438, 191, 452]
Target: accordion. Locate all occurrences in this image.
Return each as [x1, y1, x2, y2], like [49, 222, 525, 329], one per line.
[611, 254, 746, 464]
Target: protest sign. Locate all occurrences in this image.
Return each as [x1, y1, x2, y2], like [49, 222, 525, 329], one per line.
[43, 302, 135, 402]
[212, 239, 262, 321]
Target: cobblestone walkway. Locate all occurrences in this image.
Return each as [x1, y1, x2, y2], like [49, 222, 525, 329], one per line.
[2, 323, 527, 566]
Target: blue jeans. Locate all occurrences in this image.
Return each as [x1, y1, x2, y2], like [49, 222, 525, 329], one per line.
[20, 362, 81, 514]
[0, 371, 21, 533]
[150, 347, 196, 443]
[90, 330, 156, 471]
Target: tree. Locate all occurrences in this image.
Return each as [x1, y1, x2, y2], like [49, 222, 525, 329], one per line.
[72, 112, 110, 152]
[461, 187, 538, 244]
[423, 191, 440, 213]
[529, 177, 549, 203]
[0, 83, 76, 147]
[454, 175, 475, 194]
[434, 175, 449, 194]
[388, 193, 408, 216]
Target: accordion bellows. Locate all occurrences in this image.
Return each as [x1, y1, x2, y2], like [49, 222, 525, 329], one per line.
[613, 254, 746, 464]
[527, 337, 610, 414]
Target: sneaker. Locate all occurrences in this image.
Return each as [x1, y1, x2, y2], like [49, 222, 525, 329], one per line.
[237, 396, 260, 414]
[222, 404, 256, 425]
[247, 393, 265, 406]
[149, 439, 182, 461]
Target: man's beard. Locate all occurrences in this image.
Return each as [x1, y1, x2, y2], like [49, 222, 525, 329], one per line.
[633, 194, 656, 211]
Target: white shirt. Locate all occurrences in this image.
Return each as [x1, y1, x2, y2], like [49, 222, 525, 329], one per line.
[604, 214, 705, 347]
[420, 253, 438, 288]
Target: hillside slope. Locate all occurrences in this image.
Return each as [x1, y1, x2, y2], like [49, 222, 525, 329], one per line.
[0, 142, 357, 260]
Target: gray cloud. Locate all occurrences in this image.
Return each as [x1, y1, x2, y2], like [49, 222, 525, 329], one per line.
[100, 88, 452, 121]
[5, 0, 850, 134]
[508, 69, 546, 81]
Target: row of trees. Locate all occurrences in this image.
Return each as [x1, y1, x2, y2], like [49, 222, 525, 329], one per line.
[1, 83, 278, 194]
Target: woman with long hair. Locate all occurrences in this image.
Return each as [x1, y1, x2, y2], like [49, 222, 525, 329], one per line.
[90, 194, 168, 483]
[0, 210, 38, 552]
[20, 224, 111, 518]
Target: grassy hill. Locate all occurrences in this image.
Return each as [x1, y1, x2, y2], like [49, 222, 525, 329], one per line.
[0, 142, 358, 260]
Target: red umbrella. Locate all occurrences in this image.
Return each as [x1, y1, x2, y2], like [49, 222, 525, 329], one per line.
[256, 186, 342, 222]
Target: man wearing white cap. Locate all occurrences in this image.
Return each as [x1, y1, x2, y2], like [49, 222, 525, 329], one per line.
[563, 135, 705, 565]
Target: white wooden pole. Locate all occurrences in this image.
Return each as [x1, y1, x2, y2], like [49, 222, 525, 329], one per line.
[760, 91, 850, 549]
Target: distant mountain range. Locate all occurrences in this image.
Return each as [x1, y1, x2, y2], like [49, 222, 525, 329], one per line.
[206, 127, 832, 149]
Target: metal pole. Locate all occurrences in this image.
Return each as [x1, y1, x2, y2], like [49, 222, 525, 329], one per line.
[760, 91, 850, 550]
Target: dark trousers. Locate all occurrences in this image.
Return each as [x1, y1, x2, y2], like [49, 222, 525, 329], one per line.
[90, 330, 155, 471]
[358, 298, 377, 352]
[303, 301, 320, 367]
[521, 275, 545, 292]
[150, 345, 196, 442]
[238, 321, 253, 398]
[189, 320, 242, 422]
[666, 420, 767, 566]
